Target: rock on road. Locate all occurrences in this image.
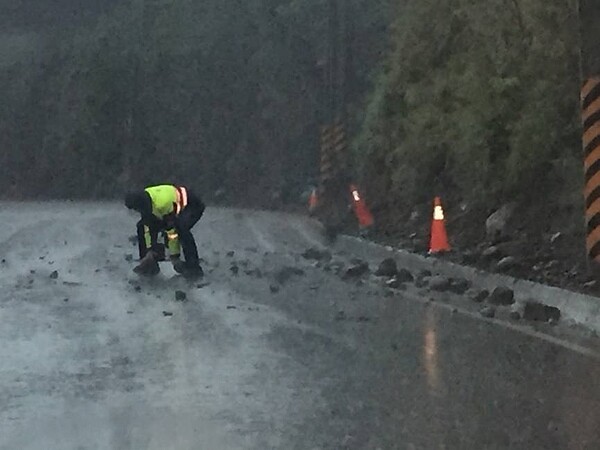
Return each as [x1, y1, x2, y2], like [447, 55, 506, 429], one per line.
[2, 202, 600, 450]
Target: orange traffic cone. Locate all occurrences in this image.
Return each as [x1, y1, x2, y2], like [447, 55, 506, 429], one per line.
[350, 184, 375, 229]
[429, 197, 450, 254]
[308, 189, 318, 215]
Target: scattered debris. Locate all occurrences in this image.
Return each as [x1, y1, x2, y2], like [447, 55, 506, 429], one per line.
[482, 246, 501, 259]
[63, 281, 82, 287]
[488, 287, 515, 305]
[227, 305, 237, 310]
[175, 290, 187, 302]
[302, 247, 332, 261]
[134, 285, 142, 293]
[375, 258, 398, 277]
[226, 251, 235, 257]
[162, 311, 173, 317]
[472, 290, 489, 303]
[344, 261, 370, 279]
[269, 284, 280, 293]
[523, 302, 561, 323]
[274, 266, 305, 285]
[63, 298, 69, 302]
[550, 232, 562, 244]
[125, 254, 134, 262]
[429, 276, 451, 292]
[197, 282, 211, 289]
[509, 311, 521, 321]
[49, 271, 59, 279]
[357, 316, 371, 322]
[230, 264, 239, 275]
[496, 256, 518, 272]
[486, 204, 515, 240]
[386, 278, 406, 290]
[480, 306, 496, 318]
[396, 268, 414, 283]
[448, 278, 471, 294]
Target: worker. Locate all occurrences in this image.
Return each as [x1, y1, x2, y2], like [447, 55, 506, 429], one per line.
[125, 184, 205, 277]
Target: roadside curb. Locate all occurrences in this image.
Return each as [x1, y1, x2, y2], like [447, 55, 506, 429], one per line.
[334, 234, 600, 334]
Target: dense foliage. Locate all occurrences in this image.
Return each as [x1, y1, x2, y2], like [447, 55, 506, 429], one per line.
[0, 0, 583, 217]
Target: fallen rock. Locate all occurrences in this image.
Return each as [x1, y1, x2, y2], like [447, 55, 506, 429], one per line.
[230, 264, 239, 275]
[482, 246, 501, 259]
[448, 278, 471, 294]
[523, 302, 561, 323]
[50, 271, 59, 279]
[480, 306, 496, 318]
[429, 276, 451, 292]
[302, 247, 332, 261]
[488, 287, 515, 305]
[269, 284, 280, 293]
[496, 256, 518, 272]
[396, 268, 415, 283]
[344, 261, 370, 279]
[226, 251, 235, 257]
[386, 278, 406, 290]
[375, 258, 398, 277]
[175, 290, 187, 302]
[227, 305, 237, 310]
[486, 204, 515, 240]
[274, 267, 305, 285]
[162, 311, 173, 317]
[125, 254, 134, 262]
[472, 290, 489, 303]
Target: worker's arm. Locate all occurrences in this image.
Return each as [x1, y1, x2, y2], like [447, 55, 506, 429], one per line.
[141, 213, 164, 254]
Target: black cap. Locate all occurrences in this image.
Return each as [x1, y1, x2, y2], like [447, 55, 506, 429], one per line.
[125, 191, 146, 212]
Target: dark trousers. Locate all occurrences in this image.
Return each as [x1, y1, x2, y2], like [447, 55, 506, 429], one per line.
[175, 191, 205, 266]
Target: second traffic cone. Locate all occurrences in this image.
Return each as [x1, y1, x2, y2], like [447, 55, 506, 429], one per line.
[350, 184, 375, 229]
[429, 197, 450, 254]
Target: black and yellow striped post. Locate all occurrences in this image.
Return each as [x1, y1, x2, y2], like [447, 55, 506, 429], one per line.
[320, 125, 335, 196]
[583, 79, 600, 262]
[579, 0, 600, 267]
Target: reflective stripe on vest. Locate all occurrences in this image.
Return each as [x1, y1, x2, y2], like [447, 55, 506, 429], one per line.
[175, 187, 188, 215]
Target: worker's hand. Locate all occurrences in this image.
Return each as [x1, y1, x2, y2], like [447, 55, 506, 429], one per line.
[163, 213, 177, 229]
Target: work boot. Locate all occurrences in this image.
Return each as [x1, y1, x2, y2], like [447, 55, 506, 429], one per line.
[172, 258, 203, 278]
[134, 251, 160, 276]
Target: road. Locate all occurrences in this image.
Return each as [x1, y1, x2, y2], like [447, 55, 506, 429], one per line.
[2, 202, 600, 450]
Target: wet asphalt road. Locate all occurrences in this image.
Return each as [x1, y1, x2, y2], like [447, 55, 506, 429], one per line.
[2, 202, 600, 450]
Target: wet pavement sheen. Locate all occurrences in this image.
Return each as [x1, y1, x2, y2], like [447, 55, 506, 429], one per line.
[1, 203, 600, 450]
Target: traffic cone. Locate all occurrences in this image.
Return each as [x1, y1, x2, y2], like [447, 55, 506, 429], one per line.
[308, 188, 318, 215]
[350, 184, 375, 229]
[429, 197, 450, 254]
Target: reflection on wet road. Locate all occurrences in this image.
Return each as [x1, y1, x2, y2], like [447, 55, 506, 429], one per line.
[1, 203, 600, 449]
